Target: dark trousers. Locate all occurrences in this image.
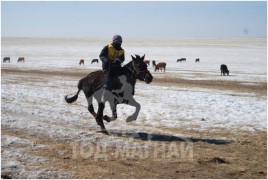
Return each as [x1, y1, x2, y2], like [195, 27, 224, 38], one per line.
[102, 61, 122, 91]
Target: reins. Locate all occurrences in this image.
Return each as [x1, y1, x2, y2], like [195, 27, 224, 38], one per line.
[125, 61, 148, 77]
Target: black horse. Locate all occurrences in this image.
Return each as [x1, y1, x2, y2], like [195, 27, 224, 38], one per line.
[220, 64, 229, 76]
[91, 59, 99, 64]
[152, 60, 156, 67]
[3, 57, 10, 63]
[65, 55, 153, 133]
[177, 58, 186, 62]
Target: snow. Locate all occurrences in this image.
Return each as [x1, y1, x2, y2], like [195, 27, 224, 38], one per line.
[1, 72, 266, 135]
[2, 38, 266, 133]
[1, 135, 72, 179]
[132, 84, 266, 132]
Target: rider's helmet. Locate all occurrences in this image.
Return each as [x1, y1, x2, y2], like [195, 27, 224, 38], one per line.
[112, 35, 122, 44]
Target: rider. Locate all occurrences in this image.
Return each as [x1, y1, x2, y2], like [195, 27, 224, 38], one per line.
[99, 34, 125, 91]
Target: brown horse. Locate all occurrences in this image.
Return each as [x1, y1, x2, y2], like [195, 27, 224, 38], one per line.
[79, 59, 84, 65]
[65, 55, 153, 133]
[155, 62, 166, 72]
[17, 57, 25, 63]
[144, 60, 150, 66]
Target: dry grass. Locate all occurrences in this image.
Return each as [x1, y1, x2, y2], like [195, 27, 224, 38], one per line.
[152, 77, 267, 97]
[2, 127, 267, 179]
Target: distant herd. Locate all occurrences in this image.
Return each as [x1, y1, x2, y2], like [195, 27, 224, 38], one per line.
[77, 57, 229, 76]
[2, 56, 230, 76]
[3, 57, 25, 63]
[79, 58, 99, 65]
[143, 58, 229, 75]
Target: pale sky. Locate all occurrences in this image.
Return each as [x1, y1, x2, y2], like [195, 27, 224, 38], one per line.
[1, 1, 267, 38]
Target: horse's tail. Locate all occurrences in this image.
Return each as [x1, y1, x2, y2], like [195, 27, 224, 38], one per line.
[65, 78, 84, 103]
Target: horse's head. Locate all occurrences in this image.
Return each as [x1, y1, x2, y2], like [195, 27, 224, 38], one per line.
[131, 54, 153, 84]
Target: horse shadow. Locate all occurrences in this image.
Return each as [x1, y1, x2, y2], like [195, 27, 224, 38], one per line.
[109, 131, 231, 145]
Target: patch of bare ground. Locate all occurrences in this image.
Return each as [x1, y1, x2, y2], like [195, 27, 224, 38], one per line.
[2, 127, 266, 179]
[152, 77, 267, 97]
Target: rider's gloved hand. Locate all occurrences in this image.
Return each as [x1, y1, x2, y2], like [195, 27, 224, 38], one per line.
[114, 58, 123, 63]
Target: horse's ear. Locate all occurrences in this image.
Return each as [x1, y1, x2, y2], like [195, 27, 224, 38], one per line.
[141, 54, 145, 61]
[131, 55, 135, 60]
[135, 54, 140, 59]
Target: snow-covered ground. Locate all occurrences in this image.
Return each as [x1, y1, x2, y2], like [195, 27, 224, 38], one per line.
[1, 38, 267, 178]
[1, 72, 266, 135]
[1, 37, 266, 131]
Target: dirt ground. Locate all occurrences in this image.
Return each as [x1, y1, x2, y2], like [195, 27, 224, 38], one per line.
[1, 67, 267, 179]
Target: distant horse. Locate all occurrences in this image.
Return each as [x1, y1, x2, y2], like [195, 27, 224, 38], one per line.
[155, 62, 166, 72]
[144, 60, 150, 66]
[177, 58, 186, 62]
[91, 59, 99, 64]
[3, 57, 10, 63]
[79, 59, 84, 65]
[220, 64, 229, 76]
[17, 57, 25, 63]
[152, 60, 156, 67]
[65, 55, 153, 133]
[195, 58, 200, 63]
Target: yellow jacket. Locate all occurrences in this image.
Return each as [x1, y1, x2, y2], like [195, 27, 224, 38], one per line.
[108, 43, 124, 61]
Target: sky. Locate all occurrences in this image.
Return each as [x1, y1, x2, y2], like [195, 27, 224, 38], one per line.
[1, 1, 267, 38]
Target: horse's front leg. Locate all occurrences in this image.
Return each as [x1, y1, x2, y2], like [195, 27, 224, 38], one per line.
[103, 100, 118, 122]
[126, 98, 141, 122]
[96, 103, 107, 133]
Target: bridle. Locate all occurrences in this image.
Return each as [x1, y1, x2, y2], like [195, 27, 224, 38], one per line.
[127, 61, 149, 79]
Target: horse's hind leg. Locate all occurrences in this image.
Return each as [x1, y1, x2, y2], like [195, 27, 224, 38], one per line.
[87, 96, 97, 118]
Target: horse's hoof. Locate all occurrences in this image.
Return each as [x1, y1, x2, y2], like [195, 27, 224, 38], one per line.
[101, 129, 109, 135]
[126, 116, 137, 122]
[96, 130, 109, 135]
[103, 115, 110, 122]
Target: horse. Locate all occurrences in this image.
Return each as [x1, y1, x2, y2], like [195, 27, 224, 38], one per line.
[155, 62, 166, 72]
[220, 64, 229, 76]
[91, 59, 99, 64]
[177, 58, 186, 62]
[17, 57, 25, 63]
[152, 60, 156, 67]
[144, 60, 150, 66]
[3, 57, 10, 63]
[65, 54, 153, 133]
[79, 59, 84, 65]
[195, 58, 200, 63]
